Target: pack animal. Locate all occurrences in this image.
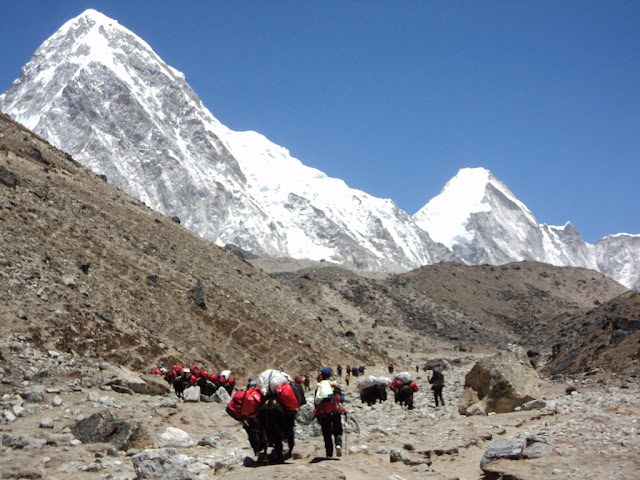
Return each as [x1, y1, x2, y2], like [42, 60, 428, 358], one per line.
[171, 374, 189, 399]
[395, 384, 414, 410]
[197, 376, 216, 396]
[360, 384, 387, 406]
[258, 398, 296, 464]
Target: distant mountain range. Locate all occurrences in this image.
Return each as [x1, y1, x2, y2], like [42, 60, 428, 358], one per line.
[1, 9, 638, 290]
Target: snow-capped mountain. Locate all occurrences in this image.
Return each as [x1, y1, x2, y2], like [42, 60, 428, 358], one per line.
[0, 9, 637, 290]
[0, 9, 448, 272]
[595, 234, 640, 292]
[413, 168, 597, 269]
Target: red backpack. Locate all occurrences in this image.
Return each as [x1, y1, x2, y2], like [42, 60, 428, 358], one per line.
[241, 388, 263, 418]
[226, 390, 246, 421]
[275, 382, 300, 411]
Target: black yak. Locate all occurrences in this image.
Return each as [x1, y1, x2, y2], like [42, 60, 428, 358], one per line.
[360, 384, 387, 406]
[395, 384, 414, 410]
[258, 398, 296, 464]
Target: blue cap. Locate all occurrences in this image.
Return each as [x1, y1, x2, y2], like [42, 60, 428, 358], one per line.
[321, 368, 331, 375]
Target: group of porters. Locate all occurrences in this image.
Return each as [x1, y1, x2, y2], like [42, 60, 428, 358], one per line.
[154, 365, 421, 463]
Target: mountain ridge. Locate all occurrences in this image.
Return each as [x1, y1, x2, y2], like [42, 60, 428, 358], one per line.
[0, 9, 637, 290]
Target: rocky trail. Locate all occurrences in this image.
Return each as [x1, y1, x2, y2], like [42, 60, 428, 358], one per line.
[2, 336, 639, 480]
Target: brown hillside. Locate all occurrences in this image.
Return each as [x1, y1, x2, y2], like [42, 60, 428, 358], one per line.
[266, 260, 628, 361]
[544, 290, 640, 375]
[0, 112, 387, 377]
[1, 111, 633, 378]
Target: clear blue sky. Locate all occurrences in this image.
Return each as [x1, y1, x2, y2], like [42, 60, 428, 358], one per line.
[1, 1, 638, 243]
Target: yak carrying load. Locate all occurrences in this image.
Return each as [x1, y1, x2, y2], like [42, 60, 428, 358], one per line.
[391, 372, 419, 409]
[226, 369, 305, 464]
[357, 375, 391, 406]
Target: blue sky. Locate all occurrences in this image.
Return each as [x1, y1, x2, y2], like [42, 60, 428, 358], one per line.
[1, 1, 638, 243]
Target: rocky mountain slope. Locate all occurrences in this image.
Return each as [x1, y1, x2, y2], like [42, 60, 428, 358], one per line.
[0, 112, 387, 377]
[544, 290, 640, 376]
[4, 109, 638, 375]
[2, 102, 640, 480]
[1, 9, 638, 291]
[259, 260, 630, 360]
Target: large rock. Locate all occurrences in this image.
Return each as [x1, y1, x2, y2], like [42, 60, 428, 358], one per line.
[211, 386, 231, 404]
[459, 347, 541, 415]
[157, 427, 194, 448]
[480, 438, 525, 467]
[132, 448, 193, 479]
[72, 409, 153, 450]
[0, 340, 10, 363]
[90, 364, 154, 395]
[182, 385, 201, 402]
[140, 374, 171, 396]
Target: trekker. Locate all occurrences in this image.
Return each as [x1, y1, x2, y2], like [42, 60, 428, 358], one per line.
[344, 373, 350, 386]
[314, 367, 345, 458]
[337, 365, 343, 376]
[429, 366, 445, 407]
[303, 375, 310, 391]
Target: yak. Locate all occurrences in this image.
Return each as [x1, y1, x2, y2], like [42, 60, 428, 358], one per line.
[197, 377, 216, 396]
[360, 384, 387, 406]
[171, 376, 187, 399]
[257, 398, 297, 464]
[395, 384, 414, 410]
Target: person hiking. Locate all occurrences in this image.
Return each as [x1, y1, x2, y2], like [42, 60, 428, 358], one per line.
[429, 366, 445, 407]
[303, 375, 310, 391]
[314, 367, 345, 458]
[344, 372, 351, 386]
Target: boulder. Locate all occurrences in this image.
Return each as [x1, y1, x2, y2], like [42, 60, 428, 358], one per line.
[0, 340, 10, 363]
[211, 386, 231, 404]
[72, 409, 153, 451]
[523, 441, 554, 458]
[459, 348, 541, 415]
[157, 427, 194, 448]
[390, 448, 413, 465]
[132, 448, 193, 479]
[90, 364, 151, 394]
[182, 385, 200, 402]
[480, 438, 525, 467]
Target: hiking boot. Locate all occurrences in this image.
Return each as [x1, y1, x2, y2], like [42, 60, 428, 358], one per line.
[336, 445, 342, 457]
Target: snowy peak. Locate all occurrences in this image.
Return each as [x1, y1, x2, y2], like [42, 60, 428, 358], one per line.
[413, 167, 536, 249]
[0, 9, 447, 273]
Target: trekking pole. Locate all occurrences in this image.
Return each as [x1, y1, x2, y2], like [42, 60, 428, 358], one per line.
[343, 411, 347, 456]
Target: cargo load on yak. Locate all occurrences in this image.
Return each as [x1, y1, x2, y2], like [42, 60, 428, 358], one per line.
[395, 371, 413, 384]
[391, 372, 419, 393]
[226, 390, 246, 421]
[240, 387, 263, 418]
[257, 369, 300, 411]
[356, 375, 392, 392]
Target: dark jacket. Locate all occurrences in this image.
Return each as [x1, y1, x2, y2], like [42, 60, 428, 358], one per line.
[429, 367, 445, 388]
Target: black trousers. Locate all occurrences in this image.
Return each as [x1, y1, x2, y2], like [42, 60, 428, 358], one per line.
[317, 413, 343, 456]
[432, 386, 444, 406]
[243, 417, 265, 455]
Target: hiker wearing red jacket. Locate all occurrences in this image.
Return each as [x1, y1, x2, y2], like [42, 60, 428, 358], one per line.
[314, 368, 345, 458]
